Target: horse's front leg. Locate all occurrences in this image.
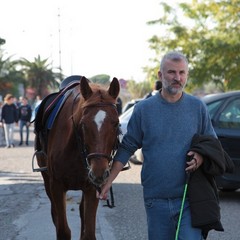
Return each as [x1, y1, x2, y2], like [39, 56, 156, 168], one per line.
[80, 187, 99, 240]
[41, 172, 58, 225]
[51, 180, 71, 240]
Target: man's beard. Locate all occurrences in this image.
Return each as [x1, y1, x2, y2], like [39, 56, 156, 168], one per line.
[162, 80, 185, 95]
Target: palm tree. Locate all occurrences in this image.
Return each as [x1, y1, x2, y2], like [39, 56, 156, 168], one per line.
[0, 38, 21, 97]
[0, 55, 24, 97]
[19, 55, 61, 99]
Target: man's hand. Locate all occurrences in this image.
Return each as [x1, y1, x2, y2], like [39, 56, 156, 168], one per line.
[96, 160, 124, 200]
[186, 151, 203, 172]
[96, 181, 112, 200]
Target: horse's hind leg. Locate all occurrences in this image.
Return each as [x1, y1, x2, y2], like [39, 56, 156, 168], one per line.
[51, 180, 71, 240]
[80, 188, 99, 240]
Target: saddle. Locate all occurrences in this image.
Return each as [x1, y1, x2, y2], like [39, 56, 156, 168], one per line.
[32, 75, 82, 172]
[34, 75, 82, 132]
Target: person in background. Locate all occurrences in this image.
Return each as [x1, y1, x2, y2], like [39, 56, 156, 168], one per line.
[1, 94, 18, 148]
[15, 96, 23, 108]
[145, 80, 162, 98]
[34, 95, 42, 109]
[0, 101, 6, 146]
[98, 51, 219, 239]
[18, 97, 32, 146]
[31, 95, 42, 122]
[116, 97, 122, 116]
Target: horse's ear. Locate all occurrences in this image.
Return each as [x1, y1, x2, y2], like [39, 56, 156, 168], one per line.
[108, 77, 120, 99]
[80, 76, 93, 100]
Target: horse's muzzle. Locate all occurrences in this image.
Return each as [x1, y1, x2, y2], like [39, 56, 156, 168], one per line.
[88, 169, 110, 187]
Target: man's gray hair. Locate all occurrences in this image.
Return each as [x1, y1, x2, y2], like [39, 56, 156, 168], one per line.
[160, 51, 188, 71]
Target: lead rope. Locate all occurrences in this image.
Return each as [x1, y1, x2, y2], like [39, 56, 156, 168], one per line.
[175, 172, 190, 240]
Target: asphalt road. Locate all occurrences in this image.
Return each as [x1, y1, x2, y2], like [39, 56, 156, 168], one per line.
[0, 127, 147, 240]
[0, 127, 240, 240]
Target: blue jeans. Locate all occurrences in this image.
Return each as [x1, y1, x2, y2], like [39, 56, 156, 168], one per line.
[144, 198, 202, 240]
[19, 120, 30, 144]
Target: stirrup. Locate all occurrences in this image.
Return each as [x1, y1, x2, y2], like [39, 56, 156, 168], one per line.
[32, 150, 48, 172]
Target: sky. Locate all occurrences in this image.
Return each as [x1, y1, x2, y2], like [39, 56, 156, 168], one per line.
[1, 0, 182, 81]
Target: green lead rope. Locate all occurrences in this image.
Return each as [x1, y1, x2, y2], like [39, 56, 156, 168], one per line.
[175, 172, 190, 240]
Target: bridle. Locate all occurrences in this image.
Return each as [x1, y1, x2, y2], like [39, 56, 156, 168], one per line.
[71, 93, 128, 208]
[71, 93, 120, 171]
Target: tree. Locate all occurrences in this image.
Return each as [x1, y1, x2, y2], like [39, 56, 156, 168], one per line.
[127, 80, 150, 99]
[146, 0, 240, 91]
[19, 55, 60, 99]
[90, 74, 111, 85]
[0, 38, 25, 97]
[0, 56, 25, 97]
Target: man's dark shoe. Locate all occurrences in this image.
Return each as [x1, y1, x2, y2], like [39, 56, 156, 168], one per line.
[129, 155, 143, 165]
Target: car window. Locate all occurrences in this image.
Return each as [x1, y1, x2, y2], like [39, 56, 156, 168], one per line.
[218, 98, 240, 129]
[206, 100, 223, 118]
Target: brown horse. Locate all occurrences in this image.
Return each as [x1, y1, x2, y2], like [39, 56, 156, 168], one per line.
[35, 77, 120, 240]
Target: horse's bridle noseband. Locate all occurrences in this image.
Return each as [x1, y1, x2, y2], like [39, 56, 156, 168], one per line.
[87, 153, 112, 161]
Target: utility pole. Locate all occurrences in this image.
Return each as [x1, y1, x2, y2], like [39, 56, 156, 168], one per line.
[58, 8, 62, 78]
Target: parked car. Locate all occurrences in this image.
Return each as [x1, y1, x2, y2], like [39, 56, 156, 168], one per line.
[119, 91, 240, 191]
[119, 100, 143, 163]
[119, 107, 133, 140]
[202, 91, 240, 191]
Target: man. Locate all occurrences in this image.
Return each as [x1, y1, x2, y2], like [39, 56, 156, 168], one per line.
[18, 97, 32, 146]
[98, 51, 217, 239]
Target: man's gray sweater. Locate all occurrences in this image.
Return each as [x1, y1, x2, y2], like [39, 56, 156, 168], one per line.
[114, 92, 216, 199]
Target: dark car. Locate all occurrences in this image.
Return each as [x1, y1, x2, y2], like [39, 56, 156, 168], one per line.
[202, 91, 240, 191]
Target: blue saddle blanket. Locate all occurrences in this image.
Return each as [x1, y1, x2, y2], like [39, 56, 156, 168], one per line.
[47, 95, 64, 129]
[34, 79, 80, 132]
[46, 89, 73, 129]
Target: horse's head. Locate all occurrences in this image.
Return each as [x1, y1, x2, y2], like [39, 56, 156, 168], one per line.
[78, 77, 120, 188]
